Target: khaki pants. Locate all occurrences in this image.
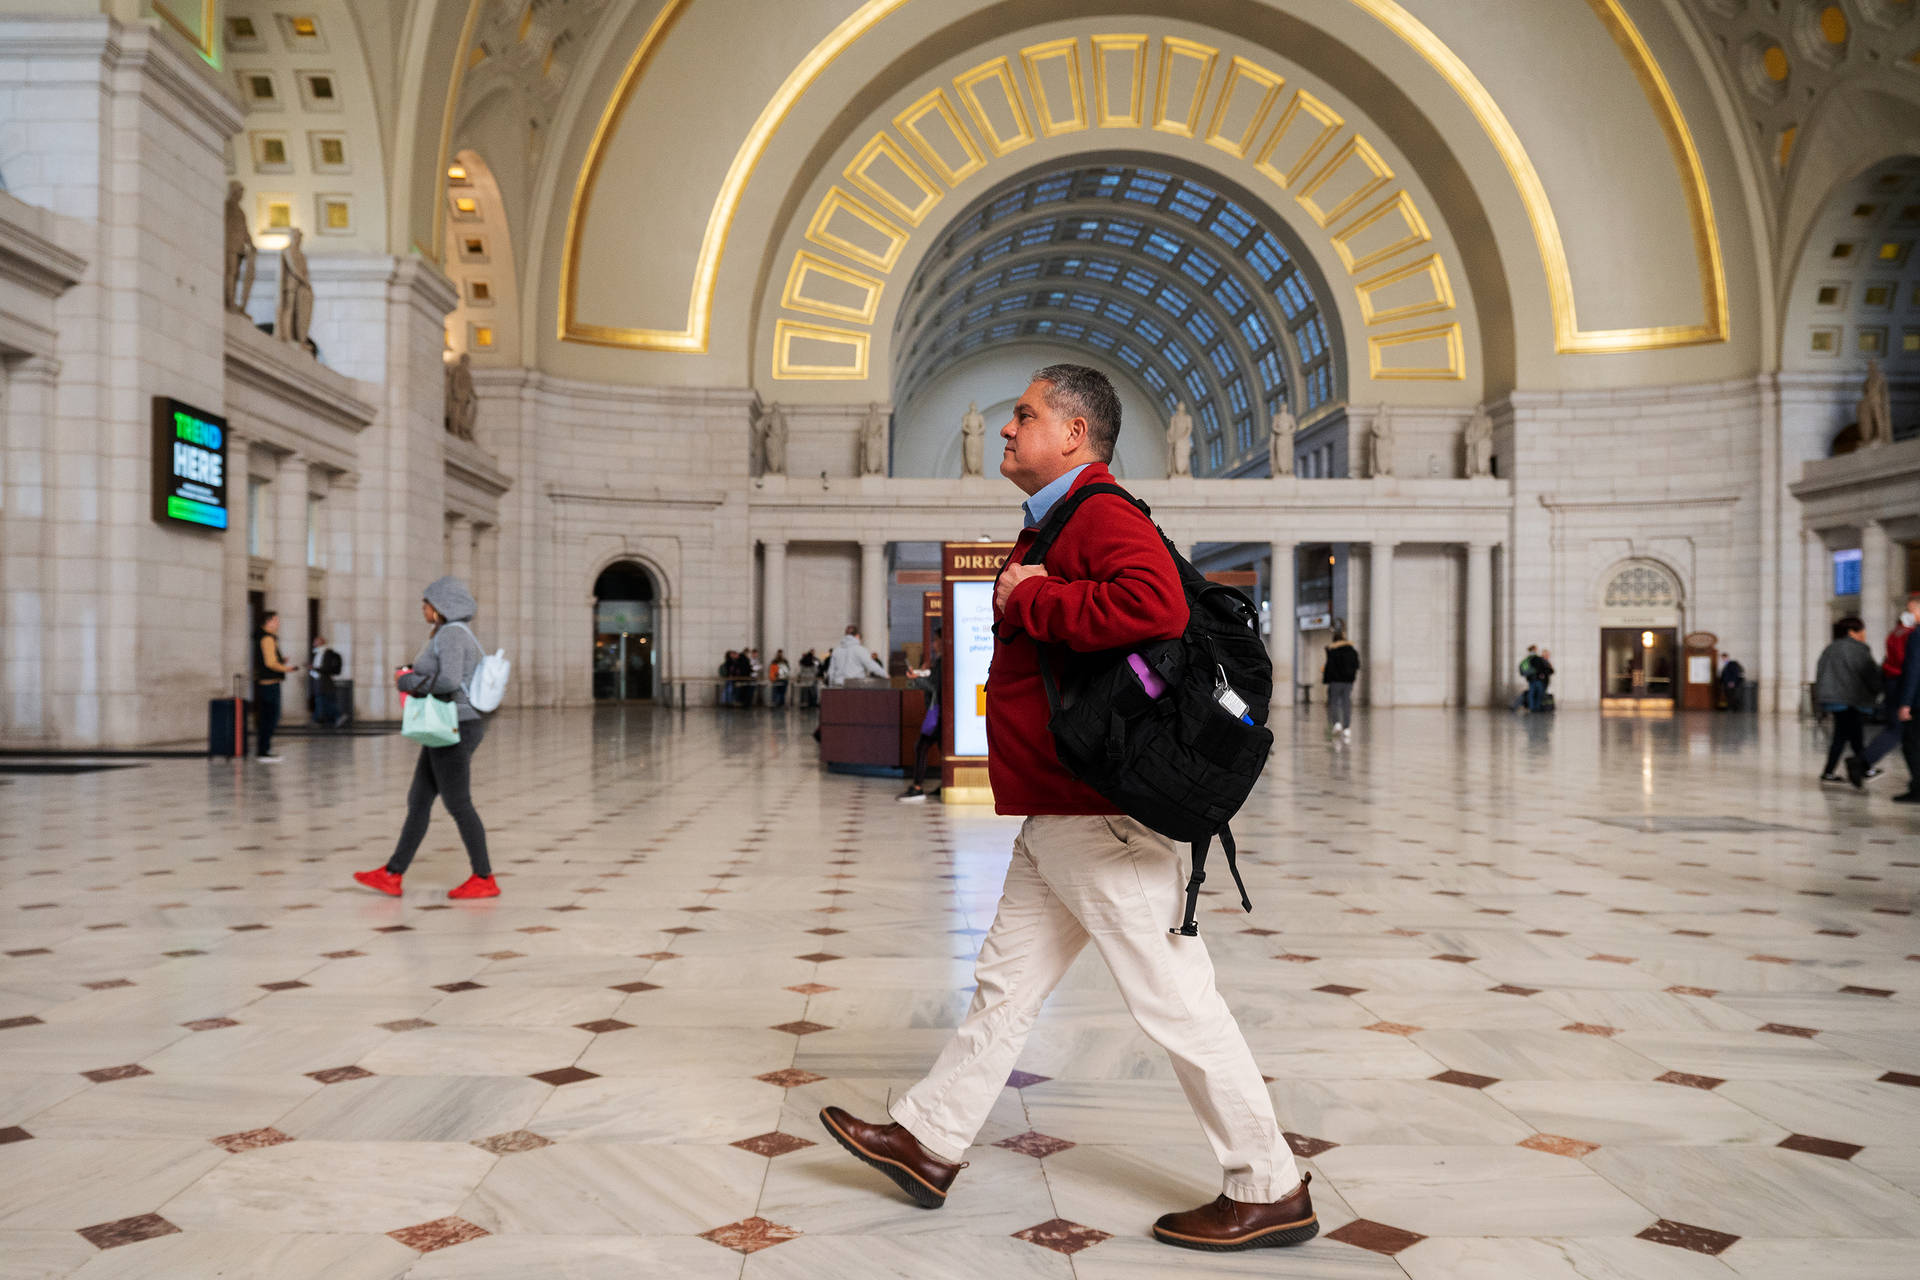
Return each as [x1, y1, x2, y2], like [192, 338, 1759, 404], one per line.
[891, 813, 1299, 1201]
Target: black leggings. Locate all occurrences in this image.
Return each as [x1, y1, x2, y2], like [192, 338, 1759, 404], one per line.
[387, 717, 490, 877]
[912, 731, 938, 788]
[1823, 707, 1866, 777]
[254, 682, 281, 756]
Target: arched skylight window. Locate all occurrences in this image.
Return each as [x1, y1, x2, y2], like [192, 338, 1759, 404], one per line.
[895, 164, 1340, 474]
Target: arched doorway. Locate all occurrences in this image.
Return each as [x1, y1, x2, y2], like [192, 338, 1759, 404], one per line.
[593, 562, 657, 702]
[1598, 560, 1683, 706]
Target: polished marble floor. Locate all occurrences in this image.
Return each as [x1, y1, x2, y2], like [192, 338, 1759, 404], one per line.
[1, 706, 1917, 1279]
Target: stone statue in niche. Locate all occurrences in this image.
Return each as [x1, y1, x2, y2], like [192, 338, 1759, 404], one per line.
[1368, 404, 1395, 478]
[1858, 359, 1893, 448]
[1166, 401, 1194, 477]
[859, 401, 888, 475]
[1268, 404, 1296, 476]
[755, 401, 788, 475]
[275, 228, 313, 349]
[960, 401, 987, 477]
[1463, 402, 1494, 477]
[224, 181, 256, 314]
[445, 352, 477, 441]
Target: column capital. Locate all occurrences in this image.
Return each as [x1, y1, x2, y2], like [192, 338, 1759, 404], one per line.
[761, 537, 788, 554]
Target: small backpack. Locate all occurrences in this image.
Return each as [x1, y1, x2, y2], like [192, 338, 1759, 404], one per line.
[447, 621, 511, 714]
[1015, 482, 1273, 936]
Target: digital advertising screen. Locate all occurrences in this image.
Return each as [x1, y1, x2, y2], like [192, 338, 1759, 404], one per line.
[151, 397, 229, 531]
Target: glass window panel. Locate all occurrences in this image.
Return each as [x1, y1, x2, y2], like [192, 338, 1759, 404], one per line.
[1184, 368, 1209, 400]
[1211, 275, 1249, 315]
[1018, 223, 1056, 247]
[1142, 366, 1168, 393]
[1100, 300, 1137, 324]
[1142, 229, 1181, 261]
[988, 320, 1019, 338]
[1135, 316, 1167, 345]
[1236, 417, 1253, 451]
[1008, 261, 1042, 282]
[1102, 220, 1145, 248]
[1227, 377, 1249, 414]
[980, 233, 1015, 262]
[1246, 236, 1285, 281]
[1209, 203, 1255, 243]
[1282, 276, 1309, 311]
[1199, 402, 1220, 432]
[1117, 343, 1147, 369]
[1120, 268, 1155, 296]
[1086, 328, 1117, 350]
[1257, 350, 1283, 391]
[1209, 439, 1223, 469]
[1169, 186, 1211, 223]
[1156, 284, 1194, 315]
[1238, 312, 1272, 349]
[1209, 345, 1236, 378]
[1123, 172, 1168, 203]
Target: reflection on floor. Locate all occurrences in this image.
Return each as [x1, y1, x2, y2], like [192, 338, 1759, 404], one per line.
[1, 706, 1916, 1279]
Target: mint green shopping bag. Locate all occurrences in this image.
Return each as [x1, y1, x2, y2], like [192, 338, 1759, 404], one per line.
[401, 694, 460, 747]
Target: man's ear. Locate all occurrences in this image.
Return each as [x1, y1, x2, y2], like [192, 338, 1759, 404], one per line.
[1065, 416, 1089, 454]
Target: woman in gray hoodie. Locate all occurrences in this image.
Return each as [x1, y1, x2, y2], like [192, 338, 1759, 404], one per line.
[353, 576, 497, 899]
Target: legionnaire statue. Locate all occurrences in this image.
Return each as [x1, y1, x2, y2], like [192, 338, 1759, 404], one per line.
[1464, 402, 1494, 477]
[860, 401, 888, 475]
[757, 401, 788, 475]
[275, 227, 313, 348]
[1369, 404, 1395, 478]
[224, 181, 256, 314]
[961, 401, 986, 477]
[445, 352, 478, 441]
[1268, 404, 1296, 476]
[1859, 359, 1893, 449]
[1166, 401, 1194, 476]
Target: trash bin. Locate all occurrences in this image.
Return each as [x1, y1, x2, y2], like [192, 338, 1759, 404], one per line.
[332, 677, 355, 727]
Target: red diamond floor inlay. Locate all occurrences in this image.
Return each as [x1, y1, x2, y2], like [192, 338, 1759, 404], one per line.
[1012, 1218, 1112, 1255]
[994, 1130, 1076, 1158]
[80, 1064, 151, 1083]
[76, 1213, 181, 1250]
[1284, 1131, 1338, 1158]
[1656, 1070, 1726, 1090]
[306, 1065, 373, 1084]
[529, 1066, 599, 1086]
[471, 1129, 553, 1154]
[609, 981, 660, 993]
[388, 1216, 490, 1254]
[210, 1127, 293, 1153]
[756, 1068, 827, 1088]
[1519, 1132, 1600, 1158]
[1007, 1069, 1051, 1089]
[1326, 1219, 1426, 1255]
[699, 1216, 802, 1254]
[769, 1020, 832, 1036]
[1430, 1070, 1499, 1089]
[180, 1017, 239, 1031]
[1777, 1133, 1863, 1160]
[731, 1130, 817, 1157]
[0, 1125, 33, 1144]
[575, 1019, 634, 1033]
[1636, 1218, 1740, 1255]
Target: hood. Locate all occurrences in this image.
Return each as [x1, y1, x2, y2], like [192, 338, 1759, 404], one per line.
[833, 634, 867, 651]
[424, 575, 476, 623]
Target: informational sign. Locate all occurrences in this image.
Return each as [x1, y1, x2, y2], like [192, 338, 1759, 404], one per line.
[941, 541, 1015, 802]
[949, 580, 994, 757]
[151, 397, 228, 530]
[1687, 655, 1712, 684]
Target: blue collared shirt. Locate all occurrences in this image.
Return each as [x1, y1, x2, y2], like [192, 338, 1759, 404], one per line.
[1021, 464, 1090, 530]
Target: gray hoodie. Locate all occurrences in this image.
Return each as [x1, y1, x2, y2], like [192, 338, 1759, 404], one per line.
[1812, 635, 1882, 711]
[398, 576, 486, 721]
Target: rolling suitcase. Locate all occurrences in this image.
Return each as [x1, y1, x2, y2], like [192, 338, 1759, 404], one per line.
[209, 675, 249, 758]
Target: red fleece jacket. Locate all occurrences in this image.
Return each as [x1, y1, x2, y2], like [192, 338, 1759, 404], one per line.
[987, 463, 1189, 815]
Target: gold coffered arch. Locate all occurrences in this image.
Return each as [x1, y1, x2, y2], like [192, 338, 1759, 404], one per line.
[555, 0, 1728, 358]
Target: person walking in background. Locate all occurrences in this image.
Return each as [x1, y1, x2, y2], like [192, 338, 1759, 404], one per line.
[768, 649, 791, 708]
[747, 647, 764, 706]
[1513, 645, 1543, 712]
[1321, 624, 1358, 743]
[253, 612, 299, 762]
[826, 625, 887, 686]
[796, 649, 821, 708]
[1718, 656, 1745, 709]
[1815, 616, 1881, 786]
[1890, 617, 1920, 804]
[1536, 649, 1556, 711]
[310, 633, 344, 727]
[1858, 592, 1918, 783]
[900, 628, 943, 802]
[352, 577, 497, 900]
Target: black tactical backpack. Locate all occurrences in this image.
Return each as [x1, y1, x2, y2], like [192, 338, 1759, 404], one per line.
[1016, 482, 1274, 935]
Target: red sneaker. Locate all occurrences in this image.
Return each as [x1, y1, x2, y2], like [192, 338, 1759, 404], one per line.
[353, 867, 402, 897]
[448, 875, 500, 900]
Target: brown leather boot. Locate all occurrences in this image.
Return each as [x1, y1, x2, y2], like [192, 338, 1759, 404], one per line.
[1152, 1173, 1318, 1251]
[818, 1106, 964, 1209]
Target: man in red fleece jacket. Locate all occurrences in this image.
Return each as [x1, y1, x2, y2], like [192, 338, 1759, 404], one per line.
[821, 365, 1314, 1253]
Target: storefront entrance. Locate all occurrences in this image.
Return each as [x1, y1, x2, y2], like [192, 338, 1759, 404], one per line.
[1600, 627, 1678, 703]
[593, 562, 656, 702]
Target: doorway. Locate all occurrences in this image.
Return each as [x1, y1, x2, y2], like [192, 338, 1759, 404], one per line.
[593, 562, 656, 702]
[1601, 627, 1677, 702]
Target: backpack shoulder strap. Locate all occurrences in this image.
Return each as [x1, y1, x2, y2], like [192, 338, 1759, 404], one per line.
[1022, 482, 1148, 565]
[1171, 826, 1251, 937]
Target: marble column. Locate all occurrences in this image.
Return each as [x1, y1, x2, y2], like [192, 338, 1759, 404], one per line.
[1861, 521, 1894, 644]
[1, 356, 59, 739]
[762, 539, 788, 662]
[1268, 540, 1295, 710]
[1805, 529, 1830, 704]
[446, 513, 473, 585]
[272, 452, 311, 655]
[860, 538, 889, 662]
[1466, 541, 1495, 708]
[1368, 541, 1396, 707]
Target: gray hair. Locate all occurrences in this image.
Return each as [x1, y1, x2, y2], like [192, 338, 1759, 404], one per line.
[1031, 363, 1121, 461]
